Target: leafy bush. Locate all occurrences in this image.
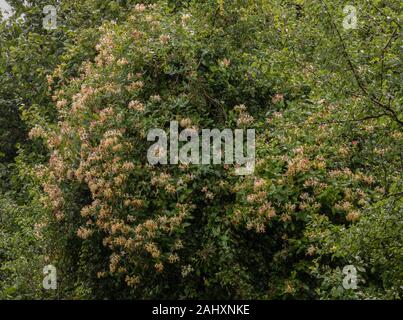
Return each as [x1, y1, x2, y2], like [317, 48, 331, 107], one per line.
[1, 0, 401, 299]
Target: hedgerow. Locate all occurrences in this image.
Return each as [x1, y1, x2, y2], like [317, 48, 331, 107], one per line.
[1, 0, 401, 299]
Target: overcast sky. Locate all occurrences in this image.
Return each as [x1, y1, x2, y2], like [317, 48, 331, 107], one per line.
[0, 0, 12, 19]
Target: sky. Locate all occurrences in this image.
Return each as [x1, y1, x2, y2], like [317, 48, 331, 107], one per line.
[0, 0, 12, 20]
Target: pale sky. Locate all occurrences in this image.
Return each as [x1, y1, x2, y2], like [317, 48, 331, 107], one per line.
[0, 0, 12, 20]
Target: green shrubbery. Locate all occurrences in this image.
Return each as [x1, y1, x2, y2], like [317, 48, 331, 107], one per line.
[0, 0, 401, 299]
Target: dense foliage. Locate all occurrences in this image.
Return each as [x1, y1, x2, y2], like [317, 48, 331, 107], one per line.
[0, 0, 402, 299]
